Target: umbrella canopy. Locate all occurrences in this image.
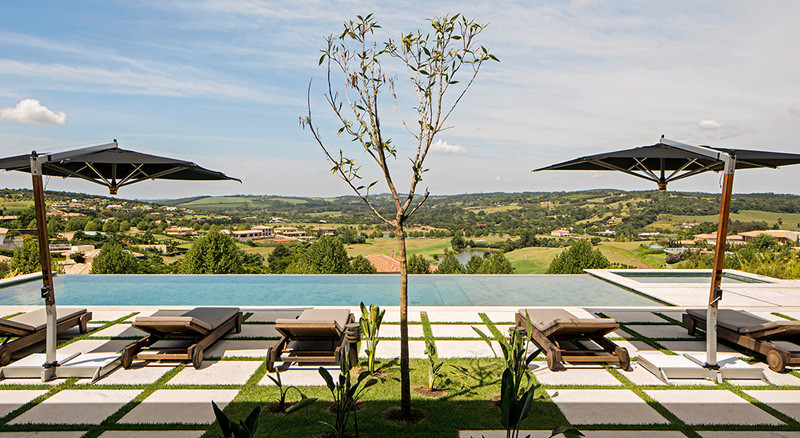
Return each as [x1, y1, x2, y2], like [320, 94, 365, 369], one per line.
[0, 140, 240, 194]
[535, 138, 800, 190]
[535, 136, 800, 372]
[0, 140, 239, 380]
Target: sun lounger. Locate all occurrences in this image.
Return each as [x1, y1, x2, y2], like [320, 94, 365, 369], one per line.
[121, 307, 242, 369]
[683, 309, 800, 372]
[267, 308, 360, 372]
[516, 309, 630, 371]
[0, 308, 91, 366]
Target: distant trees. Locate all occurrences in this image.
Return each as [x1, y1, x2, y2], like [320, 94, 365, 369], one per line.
[11, 239, 42, 274]
[350, 255, 377, 274]
[437, 251, 514, 274]
[546, 240, 610, 274]
[407, 254, 430, 274]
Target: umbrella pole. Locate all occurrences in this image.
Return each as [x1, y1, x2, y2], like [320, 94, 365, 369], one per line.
[706, 155, 736, 368]
[30, 153, 57, 381]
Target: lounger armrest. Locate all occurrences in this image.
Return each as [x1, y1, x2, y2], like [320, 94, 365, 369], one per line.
[740, 320, 800, 334]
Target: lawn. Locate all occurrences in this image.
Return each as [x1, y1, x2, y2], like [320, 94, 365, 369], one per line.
[209, 357, 568, 438]
[505, 247, 563, 274]
[346, 238, 455, 259]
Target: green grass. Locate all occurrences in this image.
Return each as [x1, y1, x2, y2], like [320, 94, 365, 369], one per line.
[657, 210, 800, 231]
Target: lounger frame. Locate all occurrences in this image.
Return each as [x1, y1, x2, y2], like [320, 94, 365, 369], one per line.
[0, 311, 91, 366]
[683, 312, 800, 372]
[121, 311, 242, 369]
[516, 312, 630, 371]
[266, 313, 360, 372]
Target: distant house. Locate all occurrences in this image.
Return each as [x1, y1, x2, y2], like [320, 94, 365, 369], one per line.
[310, 226, 336, 236]
[365, 254, 402, 274]
[165, 226, 196, 236]
[596, 230, 616, 237]
[739, 230, 800, 245]
[692, 232, 746, 246]
[274, 227, 307, 238]
[550, 229, 571, 238]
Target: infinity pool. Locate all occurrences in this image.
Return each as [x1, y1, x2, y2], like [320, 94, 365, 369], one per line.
[0, 274, 662, 307]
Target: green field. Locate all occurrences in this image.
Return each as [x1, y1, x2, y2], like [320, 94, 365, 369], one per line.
[654, 210, 800, 231]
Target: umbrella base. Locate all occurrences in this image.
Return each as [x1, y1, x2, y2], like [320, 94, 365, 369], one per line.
[684, 352, 770, 383]
[0, 352, 120, 382]
[639, 353, 770, 385]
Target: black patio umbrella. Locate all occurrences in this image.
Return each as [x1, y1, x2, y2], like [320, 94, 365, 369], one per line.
[535, 136, 800, 371]
[0, 140, 239, 379]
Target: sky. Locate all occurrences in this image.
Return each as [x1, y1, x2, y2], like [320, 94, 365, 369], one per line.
[1, 1, 799, 200]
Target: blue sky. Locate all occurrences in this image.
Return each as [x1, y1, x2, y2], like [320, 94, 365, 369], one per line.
[1, 1, 799, 199]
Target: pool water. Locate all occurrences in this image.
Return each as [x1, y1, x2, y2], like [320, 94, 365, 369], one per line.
[616, 272, 766, 284]
[0, 274, 662, 307]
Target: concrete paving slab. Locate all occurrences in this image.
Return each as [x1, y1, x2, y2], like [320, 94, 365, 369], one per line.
[0, 433, 86, 437]
[89, 324, 146, 338]
[601, 311, 667, 323]
[260, 365, 339, 386]
[546, 389, 668, 425]
[367, 340, 499, 359]
[205, 340, 272, 359]
[77, 361, 174, 385]
[700, 432, 800, 437]
[0, 306, 36, 317]
[87, 310, 139, 322]
[9, 389, 140, 425]
[618, 364, 669, 386]
[56, 339, 133, 355]
[225, 324, 279, 339]
[751, 363, 800, 386]
[625, 324, 697, 339]
[744, 390, 800, 422]
[644, 389, 784, 425]
[615, 340, 663, 358]
[245, 309, 307, 322]
[58, 323, 103, 338]
[119, 389, 239, 424]
[379, 324, 509, 339]
[658, 341, 740, 356]
[533, 366, 622, 386]
[99, 432, 204, 438]
[0, 389, 47, 418]
[168, 360, 261, 386]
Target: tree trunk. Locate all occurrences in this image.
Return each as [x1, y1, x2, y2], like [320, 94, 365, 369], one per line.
[394, 221, 411, 417]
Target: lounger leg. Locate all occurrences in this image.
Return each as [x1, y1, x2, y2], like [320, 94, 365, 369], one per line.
[685, 316, 697, 337]
[0, 345, 10, 367]
[79, 313, 91, 334]
[121, 334, 160, 369]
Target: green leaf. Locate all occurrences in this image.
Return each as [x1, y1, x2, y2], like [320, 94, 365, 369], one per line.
[286, 397, 318, 415]
[212, 401, 232, 436]
[318, 367, 335, 392]
[243, 406, 261, 434]
[318, 54, 326, 65]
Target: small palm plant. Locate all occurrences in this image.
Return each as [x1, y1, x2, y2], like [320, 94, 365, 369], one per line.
[421, 311, 445, 391]
[318, 354, 378, 438]
[359, 302, 385, 373]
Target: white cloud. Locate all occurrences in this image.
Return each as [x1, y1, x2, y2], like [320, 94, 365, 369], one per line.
[0, 99, 66, 125]
[698, 119, 724, 130]
[570, 0, 599, 12]
[495, 176, 503, 182]
[430, 139, 468, 155]
[789, 102, 800, 117]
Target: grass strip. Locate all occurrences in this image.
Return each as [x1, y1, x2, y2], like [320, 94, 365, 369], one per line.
[654, 312, 687, 327]
[773, 312, 797, 321]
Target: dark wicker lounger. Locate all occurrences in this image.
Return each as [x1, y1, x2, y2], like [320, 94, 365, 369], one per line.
[267, 308, 360, 372]
[516, 308, 630, 371]
[0, 307, 91, 366]
[683, 308, 800, 372]
[121, 307, 242, 369]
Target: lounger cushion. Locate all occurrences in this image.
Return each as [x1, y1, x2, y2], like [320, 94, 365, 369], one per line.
[135, 307, 240, 332]
[275, 308, 351, 334]
[518, 308, 617, 334]
[0, 308, 87, 333]
[687, 308, 800, 335]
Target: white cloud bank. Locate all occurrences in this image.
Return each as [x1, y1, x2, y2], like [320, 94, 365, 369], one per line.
[430, 139, 467, 154]
[0, 99, 66, 125]
[790, 102, 800, 117]
[698, 119, 724, 130]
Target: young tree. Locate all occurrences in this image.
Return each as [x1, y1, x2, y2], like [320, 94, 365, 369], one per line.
[301, 236, 351, 273]
[180, 230, 245, 274]
[437, 253, 464, 274]
[90, 242, 139, 274]
[303, 14, 495, 417]
[465, 254, 485, 274]
[478, 251, 514, 274]
[546, 240, 611, 274]
[11, 239, 42, 274]
[351, 254, 378, 274]
[407, 253, 430, 274]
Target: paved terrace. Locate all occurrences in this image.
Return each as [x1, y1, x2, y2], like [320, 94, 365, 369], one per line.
[0, 273, 798, 437]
